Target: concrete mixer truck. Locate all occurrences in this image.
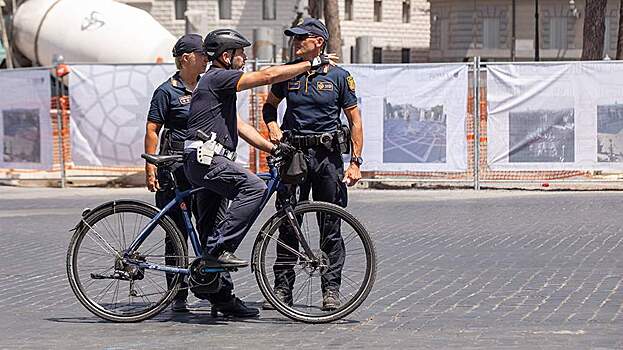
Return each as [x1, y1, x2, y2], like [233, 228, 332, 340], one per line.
[6, 0, 176, 67]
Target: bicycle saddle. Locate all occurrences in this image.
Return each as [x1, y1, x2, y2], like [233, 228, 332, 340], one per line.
[141, 153, 183, 167]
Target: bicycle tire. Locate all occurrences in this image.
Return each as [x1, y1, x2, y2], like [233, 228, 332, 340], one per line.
[66, 200, 187, 322]
[253, 201, 376, 323]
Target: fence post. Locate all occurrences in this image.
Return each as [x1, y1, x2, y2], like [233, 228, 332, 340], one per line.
[473, 57, 481, 191]
[53, 57, 66, 188]
[253, 59, 260, 173]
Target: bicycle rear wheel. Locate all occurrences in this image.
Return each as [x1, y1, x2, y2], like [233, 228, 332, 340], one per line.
[66, 200, 188, 322]
[253, 201, 376, 323]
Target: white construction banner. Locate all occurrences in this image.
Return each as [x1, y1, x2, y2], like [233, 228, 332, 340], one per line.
[69, 64, 250, 167]
[343, 64, 469, 172]
[487, 61, 623, 170]
[0, 69, 53, 170]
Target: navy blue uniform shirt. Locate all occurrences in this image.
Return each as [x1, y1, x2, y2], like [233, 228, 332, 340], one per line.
[147, 72, 195, 143]
[270, 64, 358, 135]
[187, 66, 243, 151]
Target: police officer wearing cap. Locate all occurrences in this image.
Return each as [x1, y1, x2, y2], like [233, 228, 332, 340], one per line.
[145, 34, 227, 313]
[183, 29, 331, 317]
[260, 18, 364, 311]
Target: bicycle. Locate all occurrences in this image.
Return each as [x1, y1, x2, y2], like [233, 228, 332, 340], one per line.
[66, 148, 376, 324]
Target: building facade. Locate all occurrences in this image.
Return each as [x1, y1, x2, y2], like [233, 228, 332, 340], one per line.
[429, 0, 621, 62]
[117, 0, 431, 63]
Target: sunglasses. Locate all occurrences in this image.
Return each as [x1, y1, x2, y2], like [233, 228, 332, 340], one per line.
[293, 34, 318, 41]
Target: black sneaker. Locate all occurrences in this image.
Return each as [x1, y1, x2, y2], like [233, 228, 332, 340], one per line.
[261, 288, 293, 310]
[211, 296, 260, 318]
[170, 299, 190, 313]
[322, 290, 341, 311]
[215, 251, 248, 268]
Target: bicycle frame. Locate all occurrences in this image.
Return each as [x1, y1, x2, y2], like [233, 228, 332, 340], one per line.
[122, 160, 315, 276]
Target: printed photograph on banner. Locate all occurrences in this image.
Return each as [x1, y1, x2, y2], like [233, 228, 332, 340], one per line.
[597, 103, 623, 162]
[382, 98, 446, 163]
[508, 108, 575, 163]
[2, 109, 41, 163]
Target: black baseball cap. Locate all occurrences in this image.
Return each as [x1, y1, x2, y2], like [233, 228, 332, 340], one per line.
[172, 34, 204, 57]
[284, 18, 329, 40]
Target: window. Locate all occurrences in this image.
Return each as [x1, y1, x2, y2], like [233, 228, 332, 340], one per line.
[219, 0, 232, 20]
[401, 48, 411, 63]
[374, 0, 382, 22]
[345, 0, 353, 21]
[350, 46, 355, 63]
[263, 0, 276, 20]
[482, 17, 500, 49]
[402, 0, 411, 23]
[373, 47, 382, 63]
[549, 16, 568, 49]
[174, 0, 187, 20]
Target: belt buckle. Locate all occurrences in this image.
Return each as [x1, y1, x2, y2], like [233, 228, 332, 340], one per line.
[319, 133, 332, 147]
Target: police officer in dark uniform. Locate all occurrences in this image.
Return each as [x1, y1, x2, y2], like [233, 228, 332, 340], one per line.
[260, 18, 364, 311]
[183, 29, 331, 317]
[145, 34, 227, 312]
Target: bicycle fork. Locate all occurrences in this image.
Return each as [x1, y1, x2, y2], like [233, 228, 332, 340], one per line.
[281, 202, 318, 263]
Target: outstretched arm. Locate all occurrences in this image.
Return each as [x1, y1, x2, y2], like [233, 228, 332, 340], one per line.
[236, 61, 311, 92]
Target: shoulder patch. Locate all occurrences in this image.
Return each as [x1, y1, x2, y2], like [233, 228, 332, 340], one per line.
[346, 75, 356, 92]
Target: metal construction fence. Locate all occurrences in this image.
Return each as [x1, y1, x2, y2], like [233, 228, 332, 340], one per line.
[1, 59, 622, 189]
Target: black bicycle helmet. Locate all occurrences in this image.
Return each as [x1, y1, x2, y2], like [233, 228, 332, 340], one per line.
[203, 29, 251, 61]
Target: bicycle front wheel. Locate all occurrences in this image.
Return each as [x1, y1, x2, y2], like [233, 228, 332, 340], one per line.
[253, 201, 376, 323]
[66, 200, 188, 322]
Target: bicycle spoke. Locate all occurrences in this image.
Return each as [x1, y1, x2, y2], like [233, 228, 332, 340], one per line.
[81, 220, 120, 257]
[111, 280, 120, 311]
[292, 275, 312, 304]
[255, 202, 375, 322]
[266, 235, 310, 262]
[141, 238, 166, 257]
[120, 212, 127, 249]
[143, 272, 168, 295]
[101, 216, 123, 251]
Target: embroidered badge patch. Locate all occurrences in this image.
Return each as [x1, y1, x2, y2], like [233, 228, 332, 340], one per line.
[317, 81, 334, 91]
[346, 76, 356, 91]
[179, 95, 192, 105]
[288, 81, 301, 90]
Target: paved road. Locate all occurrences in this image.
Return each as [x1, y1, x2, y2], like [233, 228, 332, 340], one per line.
[0, 187, 622, 349]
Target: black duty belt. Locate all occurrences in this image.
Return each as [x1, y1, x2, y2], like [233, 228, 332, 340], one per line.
[170, 140, 185, 151]
[289, 131, 340, 148]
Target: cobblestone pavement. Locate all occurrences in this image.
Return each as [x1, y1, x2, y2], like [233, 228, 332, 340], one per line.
[0, 187, 622, 349]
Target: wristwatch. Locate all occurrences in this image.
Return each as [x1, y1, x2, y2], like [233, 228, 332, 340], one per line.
[350, 156, 363, 166]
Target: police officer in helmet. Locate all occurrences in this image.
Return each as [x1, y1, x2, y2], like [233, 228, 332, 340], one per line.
[184, 28, 332, 317]
[261, 18, 364, 311]
[145, 34, 228, 313]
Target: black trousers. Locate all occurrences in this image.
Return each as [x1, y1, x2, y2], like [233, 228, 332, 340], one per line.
[156, 161, 232, 303]
[184, 151, 267, 257]
[184, 151, 267, 303]
[273, 146, 348, 293]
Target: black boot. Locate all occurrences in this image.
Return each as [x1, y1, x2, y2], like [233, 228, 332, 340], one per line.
[211, 296, 260, 318]
[261, 288, 293, 310]
[322, 290, 341, 311]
